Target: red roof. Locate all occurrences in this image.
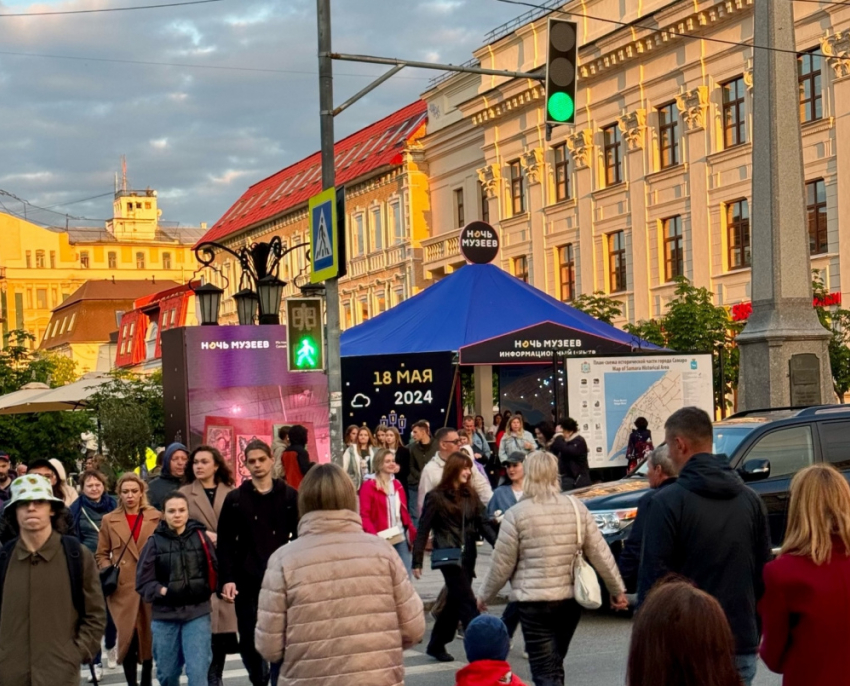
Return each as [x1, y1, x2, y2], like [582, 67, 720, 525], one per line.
[198, 100, 428, 245]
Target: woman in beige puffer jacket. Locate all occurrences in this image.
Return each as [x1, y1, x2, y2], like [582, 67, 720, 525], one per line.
[255, 463, 425, 686]
[477, 451, 627, 686]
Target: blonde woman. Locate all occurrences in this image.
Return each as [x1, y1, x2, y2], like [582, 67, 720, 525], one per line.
[96, 472, 161, 686]
[498, 416, 535, 463]
[759, 464, 850, 686]
[359, 449, 416, 571]
[383, 426, 412, 503]
[477, 451, 627, 686]
[255, 463, 424, 685]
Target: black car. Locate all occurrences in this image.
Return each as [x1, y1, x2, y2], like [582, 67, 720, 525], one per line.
[574, 405, 850, 556]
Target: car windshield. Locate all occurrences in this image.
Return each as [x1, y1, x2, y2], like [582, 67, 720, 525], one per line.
[634, 425, 755, 476]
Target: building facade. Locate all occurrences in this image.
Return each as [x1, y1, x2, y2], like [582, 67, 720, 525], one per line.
[198, 101, 430, 329]
[0, 189, 204, 348]
[421, 0, 848, 326]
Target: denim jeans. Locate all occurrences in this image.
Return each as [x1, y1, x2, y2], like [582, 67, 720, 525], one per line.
[408, 485, 420, 527]
[151, 614, 212, 686]
[518, 598, 582, 686]
[393, 540, 412, 573]
[735, 653, 758, 686]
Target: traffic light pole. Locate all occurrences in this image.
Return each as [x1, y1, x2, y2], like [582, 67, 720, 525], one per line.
[317, 0, 343, 461]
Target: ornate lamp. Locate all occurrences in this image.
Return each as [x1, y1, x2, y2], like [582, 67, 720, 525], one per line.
[256, 275, 285, 325]
[233, 288, 259, 326]
[193, 282, 224, 326]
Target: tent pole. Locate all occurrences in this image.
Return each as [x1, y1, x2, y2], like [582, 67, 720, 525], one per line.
[446, 362, 460, 428]
[552, 353, 559, 423]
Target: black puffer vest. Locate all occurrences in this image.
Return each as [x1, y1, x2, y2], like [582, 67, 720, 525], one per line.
[151, 519, 212, 608]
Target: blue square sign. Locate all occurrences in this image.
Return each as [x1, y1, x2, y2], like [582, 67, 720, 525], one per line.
[309, 187, 338, 283]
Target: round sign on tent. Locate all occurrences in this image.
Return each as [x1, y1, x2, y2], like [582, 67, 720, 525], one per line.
[459, 221, 499, 264]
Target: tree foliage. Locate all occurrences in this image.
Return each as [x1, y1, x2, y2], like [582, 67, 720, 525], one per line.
[571, 292, 623, 325]
[812, 273, 850, 401]
[0, 330, 91, 467]
[88, 371, 164, 473]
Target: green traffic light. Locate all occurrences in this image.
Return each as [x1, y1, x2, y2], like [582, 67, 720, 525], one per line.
[548, 92, 575, 122]
[295, 336, 318, 368]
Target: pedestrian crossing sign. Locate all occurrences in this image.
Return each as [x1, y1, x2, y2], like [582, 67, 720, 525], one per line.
[309, 187, 339, 283]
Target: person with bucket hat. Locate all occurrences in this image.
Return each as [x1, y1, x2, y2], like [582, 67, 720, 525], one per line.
[0, 474, 106, 686]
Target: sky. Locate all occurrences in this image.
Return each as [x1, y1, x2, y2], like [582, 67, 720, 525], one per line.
[0, 0, 519, 229]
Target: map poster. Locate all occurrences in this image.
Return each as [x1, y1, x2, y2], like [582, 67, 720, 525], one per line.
[566, 354, 714, 469]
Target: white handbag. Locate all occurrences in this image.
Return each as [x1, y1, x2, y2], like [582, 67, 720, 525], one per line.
[569, 496, 602, 610]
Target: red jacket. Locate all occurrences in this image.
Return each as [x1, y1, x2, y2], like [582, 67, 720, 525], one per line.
[758, 541, 850, 686]
[358, 478, 416, 541]
[455, 661, 525, 686]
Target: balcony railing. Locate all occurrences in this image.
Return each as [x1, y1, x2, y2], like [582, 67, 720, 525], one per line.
[422, 234, 461, 263]
[386, 242, 409, 265]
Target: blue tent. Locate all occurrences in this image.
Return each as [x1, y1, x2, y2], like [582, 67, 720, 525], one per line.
[341, 263, 649, 357]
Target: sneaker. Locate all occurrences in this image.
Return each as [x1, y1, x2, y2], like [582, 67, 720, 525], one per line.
[88, 664, 103, 682]
[426, 648, 455, 662]
[106, 647, 117, 669]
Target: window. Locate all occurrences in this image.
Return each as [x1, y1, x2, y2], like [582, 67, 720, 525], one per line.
[80, 251, 90, 269]
[480, 183, 490, 224]
[136, 252, 145, 270]
[513, 256, 529, 283]
[35, 251, 45, 269]
[608, 231, 627, 292]
[722, 77, 747, 148]
[820, 421, 850, 469]
[603, 124, 623, 186]
[51, 288, 58, 307]
[354, 215, 365, 256]
[454, 188, 465, 228]
[390, 202, 404, 244]
[144, 201, 151, 209]
[394, 287, 405, 305]
[509, 160, 525, 215]
[375, 291, 387, 313]
[663, 216, 684, 281]
[798, 51, 823, 123]
[370, 207, 383, 251]
[745, 425, 813, 477]
[343, 302, 353, 329]
[108, 252, 117, 269]
[14, 293, 23, 328]
[170, 309, 176, 327]
[726, 199, 751, 269]
[658, 103, 679, 168]
[162, 252, 172, 270]
[359, 297, 369, 323]
[806, 179, 828, 255]
[49, 251, 56, 269]
[559, 244, 576, 302]
[554, 144, 569, 201]
[26, 289, 32, 309]
[25, 251, 31, 269]
[36, 289, 47, 310]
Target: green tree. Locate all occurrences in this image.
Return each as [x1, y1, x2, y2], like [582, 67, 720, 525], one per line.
[0, 330, 91, 467]
[812, 273, 850, 401]
[89, 372, 164, 472]
[571, 292, 623, 325]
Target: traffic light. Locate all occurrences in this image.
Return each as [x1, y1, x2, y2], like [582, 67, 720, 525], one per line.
[545, 18, 578, 126]
[286, 298, 325, 372]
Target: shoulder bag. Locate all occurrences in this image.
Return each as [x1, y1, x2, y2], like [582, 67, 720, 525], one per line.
[100, 512, 143, 597]
[431, 504, 465, 570]
[569, 496, 602, 610]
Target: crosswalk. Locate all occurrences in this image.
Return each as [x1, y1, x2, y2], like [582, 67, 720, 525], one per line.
[80, 647, 463, 685]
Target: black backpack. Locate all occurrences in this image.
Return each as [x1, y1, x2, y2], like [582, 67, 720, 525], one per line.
[0, 535, 86, 630]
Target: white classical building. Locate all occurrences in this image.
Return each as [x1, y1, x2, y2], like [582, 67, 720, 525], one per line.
[421, 0, 849, 326]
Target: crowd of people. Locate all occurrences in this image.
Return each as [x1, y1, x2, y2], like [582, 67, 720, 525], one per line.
[0, 405, 848, 686]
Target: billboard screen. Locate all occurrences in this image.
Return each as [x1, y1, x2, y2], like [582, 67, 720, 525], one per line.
[162, 326, 330, 481]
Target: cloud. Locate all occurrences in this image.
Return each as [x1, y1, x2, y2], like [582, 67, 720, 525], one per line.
[0, 0, 518, 227]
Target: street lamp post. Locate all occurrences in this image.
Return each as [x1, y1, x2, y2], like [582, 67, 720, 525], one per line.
[193, 236, 309, 326]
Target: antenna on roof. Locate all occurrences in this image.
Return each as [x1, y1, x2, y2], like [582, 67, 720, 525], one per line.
[121, 155, 128, 192]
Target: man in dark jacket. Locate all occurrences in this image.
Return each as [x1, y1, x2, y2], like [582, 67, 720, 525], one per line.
[147, 443, 189, 510]
[0, 453, 12, 502]
[638, 407, 770, 686]
[218, 439, 298, 686]
[617, 445, 678, 592]
[407, 420, 438, 526]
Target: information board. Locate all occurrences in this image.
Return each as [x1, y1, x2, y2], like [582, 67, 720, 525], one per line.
[566, 354, 714, 469]
[341, 352, 457, 439]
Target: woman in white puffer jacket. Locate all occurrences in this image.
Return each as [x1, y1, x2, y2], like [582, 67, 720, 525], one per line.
[476, 451, 628, 686]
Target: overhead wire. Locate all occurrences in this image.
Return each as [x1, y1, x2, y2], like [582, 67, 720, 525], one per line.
[495, 0, 819, 56]
[0, 0, 224, 17]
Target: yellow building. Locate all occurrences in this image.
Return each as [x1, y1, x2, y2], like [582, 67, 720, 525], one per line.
[0, 189, 206, 348]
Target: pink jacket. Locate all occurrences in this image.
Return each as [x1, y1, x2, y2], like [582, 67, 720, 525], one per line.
[359, 478, 416, 541]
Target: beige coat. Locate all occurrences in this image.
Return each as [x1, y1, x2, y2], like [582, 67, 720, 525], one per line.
[255, 510, 425, 686]
[478, 494, 625, 604]
[180, 480, 237, 635]
[95, 507, 161, 663]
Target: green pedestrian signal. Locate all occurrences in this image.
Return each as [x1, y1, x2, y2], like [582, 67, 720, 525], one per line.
[545, 19, 578, 127]
[286, 298, 325, 372]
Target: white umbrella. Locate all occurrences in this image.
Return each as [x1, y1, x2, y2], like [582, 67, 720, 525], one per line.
[0, 382, 51, 412]
[0, 373, 113, 415]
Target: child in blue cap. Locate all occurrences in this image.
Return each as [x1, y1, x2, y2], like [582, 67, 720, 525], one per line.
[455, 614, 526, 685]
